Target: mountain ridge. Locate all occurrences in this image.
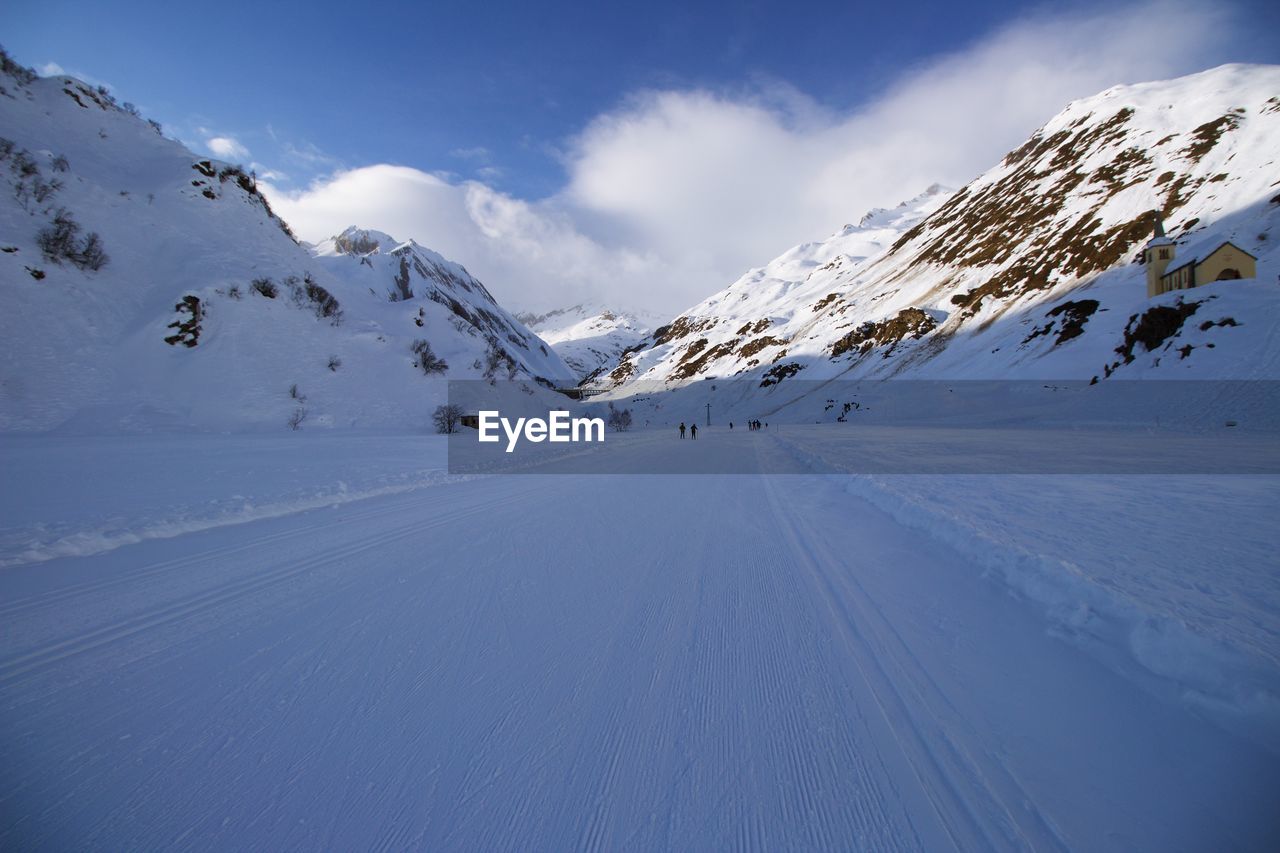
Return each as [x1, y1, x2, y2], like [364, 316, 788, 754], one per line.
[600, 63, 1280, 398]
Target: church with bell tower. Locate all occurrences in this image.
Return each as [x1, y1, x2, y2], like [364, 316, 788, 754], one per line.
[1143, 211, 1256, 298]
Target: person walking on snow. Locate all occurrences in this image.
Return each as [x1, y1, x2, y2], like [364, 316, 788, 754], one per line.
[690, 423, 698, 440]
[679, 422, 686, 439]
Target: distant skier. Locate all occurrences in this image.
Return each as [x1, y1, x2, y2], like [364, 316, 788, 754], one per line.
[690, 423, 698, 440]
[729, 422, 733, 430]
[679, 422, 686, 439]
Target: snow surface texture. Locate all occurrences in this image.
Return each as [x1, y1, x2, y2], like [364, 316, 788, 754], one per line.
[0, 433, 464, 567]
[0, 71, 571, 434]
[2, 433, 1279, 850]
[605, 65, 1280, 399]
[768, 428, 1280, 752]
[516, 303, 665, 381]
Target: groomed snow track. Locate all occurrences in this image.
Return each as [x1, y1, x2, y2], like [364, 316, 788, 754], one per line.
[2, 433, 1278, 850]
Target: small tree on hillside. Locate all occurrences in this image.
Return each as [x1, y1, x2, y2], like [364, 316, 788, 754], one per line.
[411, 339, 448, 375]
[607, 403, 633, 432]
[433, 403, 464, 434]
[481, 339, 517, 384]
[36, 207, 108, 270]
[77, 231, 108, 270]
[37, 207, 79, 260]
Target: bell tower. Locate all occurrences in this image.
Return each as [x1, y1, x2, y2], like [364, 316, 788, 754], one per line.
[1144, 212, 1175, 298]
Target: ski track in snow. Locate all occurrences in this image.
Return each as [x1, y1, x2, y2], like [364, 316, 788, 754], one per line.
[0, 492, 530, 688]
[2, 434, 1279, 850]
[759, 466, 1067, 852]
[0, 471, 472, 569]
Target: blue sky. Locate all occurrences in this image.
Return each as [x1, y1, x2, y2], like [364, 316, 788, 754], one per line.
[7, 0, 1279, 312]
[6, 0, 1121, 196]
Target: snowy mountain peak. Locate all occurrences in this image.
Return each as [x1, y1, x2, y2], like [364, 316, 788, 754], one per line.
[325, 226, 399, 256]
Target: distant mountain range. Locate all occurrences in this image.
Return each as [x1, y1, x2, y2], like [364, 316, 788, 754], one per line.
[515, 304, 666, 381]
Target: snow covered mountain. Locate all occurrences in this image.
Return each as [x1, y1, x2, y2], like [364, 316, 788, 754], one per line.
[305, 225, 571, 380]
[604, 64, 1280, 399]
[602, 184, 953, 386]
[0, 57, 572, 433]
[515, 303, 664, 380]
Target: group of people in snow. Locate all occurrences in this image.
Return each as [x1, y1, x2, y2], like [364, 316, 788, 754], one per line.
[678, 419, 769, 438]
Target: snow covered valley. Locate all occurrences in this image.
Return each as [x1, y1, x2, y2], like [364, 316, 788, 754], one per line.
[3, 48, 1280, 851]
[2, 430, 1278, 850]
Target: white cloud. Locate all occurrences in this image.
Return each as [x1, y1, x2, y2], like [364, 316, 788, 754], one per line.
[264, 165, 464, 249]
[265, 0, 1247, 316]
[251, 163, 287, 182]
[281, 139, 341, 170]
[206, 136, 250, 161]
[560, 0, 1242, 289]
[262, 165, 675, 311]
[38, 62, 65, 77]
[450, 146, 491, 161]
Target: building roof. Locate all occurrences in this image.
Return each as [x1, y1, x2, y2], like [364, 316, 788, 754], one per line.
[1160, 240, 1258, 281]
[1162, 255, 1196, 277]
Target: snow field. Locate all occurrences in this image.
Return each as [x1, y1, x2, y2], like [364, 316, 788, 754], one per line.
[3, 432, 1278, 849]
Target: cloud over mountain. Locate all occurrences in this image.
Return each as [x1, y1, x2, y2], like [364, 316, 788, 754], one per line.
[264, 1, 1246, 315]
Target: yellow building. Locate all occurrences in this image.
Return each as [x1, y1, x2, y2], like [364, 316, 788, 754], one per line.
[1144, 213, 1257, 297]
